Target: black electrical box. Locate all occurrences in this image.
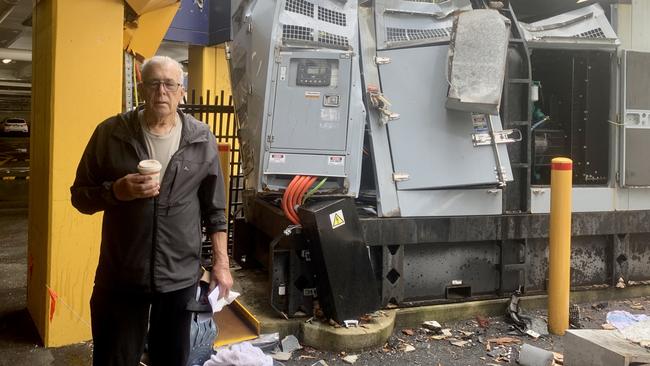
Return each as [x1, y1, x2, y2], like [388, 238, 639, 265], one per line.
[298, 198, 380, 323]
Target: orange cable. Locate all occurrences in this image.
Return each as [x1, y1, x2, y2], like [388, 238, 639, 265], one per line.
[282, 176, 300, 225]
[295, 176, 317, 214]
[287, 176, 307, 224]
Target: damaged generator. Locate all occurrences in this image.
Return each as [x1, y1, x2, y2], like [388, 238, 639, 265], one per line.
[227, 0, 650, 321]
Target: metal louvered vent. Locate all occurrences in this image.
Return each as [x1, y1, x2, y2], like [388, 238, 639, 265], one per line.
[317, 31, 349, 48]
[285, 0, 315, 18]
[283, 24, 314, 42]
[318, 6, 346, 26]
[575, 28, 606, 39]
[386, 27, 451, 42]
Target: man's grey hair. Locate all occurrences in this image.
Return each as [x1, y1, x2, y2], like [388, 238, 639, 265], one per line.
[141, 55, 185, 84]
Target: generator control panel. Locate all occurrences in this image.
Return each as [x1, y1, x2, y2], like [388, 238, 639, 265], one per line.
[295, 59, 336, 87]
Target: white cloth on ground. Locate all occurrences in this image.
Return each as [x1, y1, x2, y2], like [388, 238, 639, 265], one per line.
[202, 342, 272, 366]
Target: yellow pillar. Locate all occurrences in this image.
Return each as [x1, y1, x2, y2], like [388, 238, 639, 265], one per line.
[187, 45, 232, 104]
[548, 157, 573, 335]
[29, 0, 123, 346]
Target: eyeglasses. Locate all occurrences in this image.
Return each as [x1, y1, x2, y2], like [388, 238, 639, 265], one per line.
[142, 80, 183, 92]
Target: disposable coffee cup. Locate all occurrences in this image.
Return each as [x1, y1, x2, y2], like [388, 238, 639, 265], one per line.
[137, 160, 162, 184]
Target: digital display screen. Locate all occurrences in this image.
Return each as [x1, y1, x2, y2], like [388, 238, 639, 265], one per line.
[307, 67, 326, 75]
[294, 58, 336, 87]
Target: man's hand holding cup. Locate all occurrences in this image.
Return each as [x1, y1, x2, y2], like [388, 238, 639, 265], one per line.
[113, 160, 162, 201]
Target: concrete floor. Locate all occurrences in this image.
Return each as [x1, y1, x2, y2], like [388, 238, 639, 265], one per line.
[0, 209, 92, 366]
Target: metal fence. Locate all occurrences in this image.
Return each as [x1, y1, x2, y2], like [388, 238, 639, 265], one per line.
[181, 90, 244, 253]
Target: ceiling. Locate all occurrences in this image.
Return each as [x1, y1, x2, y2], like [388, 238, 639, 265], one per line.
[0, 0, 31, 82]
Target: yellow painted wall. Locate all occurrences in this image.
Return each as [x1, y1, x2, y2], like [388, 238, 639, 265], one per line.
[29, 0, 123, 347]
[187, 45, 232, 103]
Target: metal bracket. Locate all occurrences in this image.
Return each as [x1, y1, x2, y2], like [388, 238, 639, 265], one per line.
[375, 56, 391, 65]
[225, 43, 231, 60]
[367, 85, 400, 125]
[124, 52, 134, 110]
[392, 173, 410, 182]
[380, 109, 400, 124]
[472, 129, 522, 147]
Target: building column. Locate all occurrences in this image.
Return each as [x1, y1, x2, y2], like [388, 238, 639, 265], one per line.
[187, 44, 232, 104]
[28, 0, 123, 346]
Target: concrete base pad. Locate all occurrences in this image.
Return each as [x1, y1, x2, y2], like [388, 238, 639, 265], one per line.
[301, 311, 395, 352]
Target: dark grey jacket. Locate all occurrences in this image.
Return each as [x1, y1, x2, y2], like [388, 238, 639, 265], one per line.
[71, 107, 227, 293]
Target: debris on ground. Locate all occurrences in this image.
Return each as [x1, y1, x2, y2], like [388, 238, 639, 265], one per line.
[601, 323, 616, 330]
[518, 343, 554, 366]
[310, 360, 328, 366]
[569, 304, 581, 329]
[402, 344, 416, 352]
[506, 287, 549, 337]
[422, 320, 442, 333]
[487, 345, 512, 363]
[342, 354, 358, 364]
[488, 1, 504, 9]
[449, 340, 471, 347]
[616, 277, 626, 288]
[525, 329, 541, 339]
[630, 302, 645, 310]
[486, 336, 522, 349]
[271, 351, 292, 361]
[591, 302, 608, 311]
[506, 289, 526, 330]
[401, 328, 415, 336]
[476, 315, 490, 328]
[430, 328, 453, 340]
[281, 335, 302, 353]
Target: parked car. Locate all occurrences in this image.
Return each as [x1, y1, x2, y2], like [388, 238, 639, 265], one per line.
[0, 118, 29, 136]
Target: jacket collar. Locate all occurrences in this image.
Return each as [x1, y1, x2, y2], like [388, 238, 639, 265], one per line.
[113, 105, 209, 147]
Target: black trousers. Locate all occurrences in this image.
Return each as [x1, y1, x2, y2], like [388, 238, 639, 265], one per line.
[90, 284, 196, 366]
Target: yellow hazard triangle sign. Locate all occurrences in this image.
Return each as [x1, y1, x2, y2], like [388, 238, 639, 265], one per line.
[329, 209, 345, 229]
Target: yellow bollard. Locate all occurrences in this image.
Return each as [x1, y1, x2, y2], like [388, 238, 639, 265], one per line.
[548, 157, 573, 335]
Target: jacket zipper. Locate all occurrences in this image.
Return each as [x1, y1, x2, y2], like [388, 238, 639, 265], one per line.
[122, 132, 156, 292]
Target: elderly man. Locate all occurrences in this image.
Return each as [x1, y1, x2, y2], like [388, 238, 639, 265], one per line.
[71, 56, 232, 366]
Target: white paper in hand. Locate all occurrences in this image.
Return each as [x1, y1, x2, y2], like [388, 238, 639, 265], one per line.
[208, 285, 240, 313]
